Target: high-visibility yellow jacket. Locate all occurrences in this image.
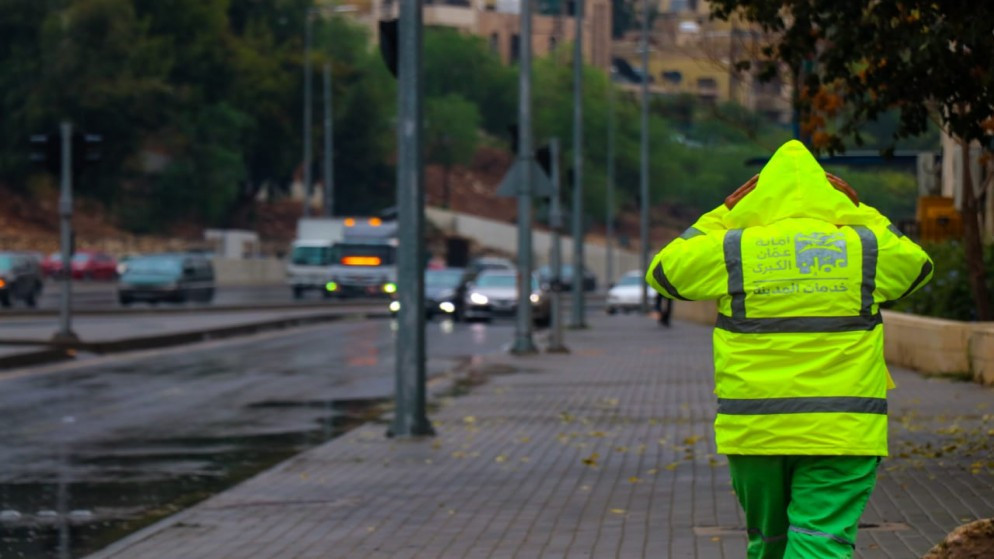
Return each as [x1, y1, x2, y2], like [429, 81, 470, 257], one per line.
[646, 140, 933, 456]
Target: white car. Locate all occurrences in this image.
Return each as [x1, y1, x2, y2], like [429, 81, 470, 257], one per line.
[606, 272, 650, 314]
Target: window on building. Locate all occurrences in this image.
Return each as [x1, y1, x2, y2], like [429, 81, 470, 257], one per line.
[549, 36, 557, 52]
[697, 77, 718, 90]
[490, 32, 499, 53]
[662, 71, 682, 85]
[510, 33, 520, 61]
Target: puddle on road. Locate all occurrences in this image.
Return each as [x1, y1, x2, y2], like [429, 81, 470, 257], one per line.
[0, 397, 388, 559]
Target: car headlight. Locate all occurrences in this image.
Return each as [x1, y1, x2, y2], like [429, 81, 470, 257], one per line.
[383, 282, 397, 294]
[389, 300, 401, 312]
[470, 292, 488, 305]
[439, 301, 456, 314]
[529, 293, 540, 304]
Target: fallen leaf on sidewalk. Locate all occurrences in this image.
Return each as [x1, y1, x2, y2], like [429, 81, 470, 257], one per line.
[683, 435, 702, 445]
[463, 416, 476, 424]
[628, 476, 641, 484]
[582, 452, 600, 467]
[610, 508, 626, 515]
[495, 454, 507, 463]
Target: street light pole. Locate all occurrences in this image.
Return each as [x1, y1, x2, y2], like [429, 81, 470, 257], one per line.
[606, 77, 615, 288]
[547, 137, 568, 353]
[53, 121, 77, 344]
[389, 0, 433, 437]
[302, 12, 314, 218]
[570, 0, 586, 329]
[511, 0, 537, 355]
[323, 62, 334, 217]
[639, 0, 650, 314]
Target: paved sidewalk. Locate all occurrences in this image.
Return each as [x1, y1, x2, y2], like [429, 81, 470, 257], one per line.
[87, 313, 994, 559]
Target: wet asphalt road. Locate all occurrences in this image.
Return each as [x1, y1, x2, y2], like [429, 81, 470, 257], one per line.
[0, 316, 518, 558]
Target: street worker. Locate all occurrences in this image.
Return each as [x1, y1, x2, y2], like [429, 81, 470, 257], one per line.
[645, 140, 933, 559]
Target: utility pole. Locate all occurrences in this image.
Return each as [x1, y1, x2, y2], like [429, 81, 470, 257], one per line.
[547, 138, 568, 353]
[570, 0, 586, 329]
[388, 0, 433, 438]
[606, 78, 616, 288]
[53, 122, 77, 344]
[639, 0, 651, 314]
[323, 62, 335, 217]
[302, 12, 314, 218]
[511, 0, 538, 355]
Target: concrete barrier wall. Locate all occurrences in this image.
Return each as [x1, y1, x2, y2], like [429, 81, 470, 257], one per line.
[667, 301, 994, 386]
[212, 258, 285, 286]
[426, 207, 644, 285]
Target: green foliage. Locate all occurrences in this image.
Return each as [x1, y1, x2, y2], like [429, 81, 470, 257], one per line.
[708, 0, 994, 150]
[889, 242, 994, 321]
[423, 28, 516, 137]
[426, 94, 480, 169]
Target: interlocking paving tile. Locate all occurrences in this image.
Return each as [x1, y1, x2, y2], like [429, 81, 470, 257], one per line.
[86, 314, 994, 559]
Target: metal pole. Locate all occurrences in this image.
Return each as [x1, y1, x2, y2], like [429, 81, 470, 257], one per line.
[54, 121, 77, 344]
[323, 62, 335, 217]
[606, 78, 615, 287]
[639, 0, 650, 314]
[389, 0, 432, 437]
[302, 12, 313, 218]
[512, 0, 537, 355]
[547, 138, 568, 353]
[569, 0, 586, 328]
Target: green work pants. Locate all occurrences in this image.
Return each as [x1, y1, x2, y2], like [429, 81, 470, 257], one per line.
[727, 455, 879, 559]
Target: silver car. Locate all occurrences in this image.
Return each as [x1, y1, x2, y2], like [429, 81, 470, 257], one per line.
[606, 271, 650, 314]
[462, 271, 550, 326]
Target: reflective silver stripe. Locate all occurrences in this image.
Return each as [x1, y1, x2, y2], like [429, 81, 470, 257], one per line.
[724, 229, 745, 318]
[717, 396, 887, 415]
[652, 263, 689, 301]
[850, 225, 877, 316]
[898, 260, 933, 300]
[680, 227, 705, 240]
[715, 313, 882, 333]
[747, 528, 787, 543]
[789, 526, 855, 548]
[887, 224, 905, 238]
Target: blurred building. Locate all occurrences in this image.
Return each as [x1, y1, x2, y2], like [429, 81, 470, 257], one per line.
[613, 0, 792, 123]
[337, 0, 612, 70]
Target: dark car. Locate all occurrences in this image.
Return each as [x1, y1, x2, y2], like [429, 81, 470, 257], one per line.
[388, 267, 468, 319]
[0, 252, 43, 307]
[117, 253, 215, 306]
[537, 263, 597, 292]
[425, 267, 468, 318]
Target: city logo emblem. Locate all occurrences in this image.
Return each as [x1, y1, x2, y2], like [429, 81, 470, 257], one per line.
[794, 232, 847, 274]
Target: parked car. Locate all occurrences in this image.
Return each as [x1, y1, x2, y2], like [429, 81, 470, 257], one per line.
[537, 263, 597, 292]
[606, 271, 651, 314]
[117, 253, 215, 306]
[462, 270, 550, 326]
[0, 252, 43, 307]
[41, 252, 64, 278]
[71, 250, 118, 280]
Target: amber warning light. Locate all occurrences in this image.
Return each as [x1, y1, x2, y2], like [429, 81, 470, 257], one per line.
[342, 256, 382, 266]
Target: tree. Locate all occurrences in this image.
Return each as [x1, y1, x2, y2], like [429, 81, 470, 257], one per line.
[709, 0, 994, 319]
[425, 94, 480, 209]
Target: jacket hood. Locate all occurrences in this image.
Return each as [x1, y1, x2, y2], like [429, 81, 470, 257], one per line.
[723, 140, 878, 228]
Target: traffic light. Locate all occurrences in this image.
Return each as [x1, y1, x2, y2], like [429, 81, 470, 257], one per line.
[29, 133, 61, 175]
[27, 130, 102, 178]
[378, 19, 398, 78]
